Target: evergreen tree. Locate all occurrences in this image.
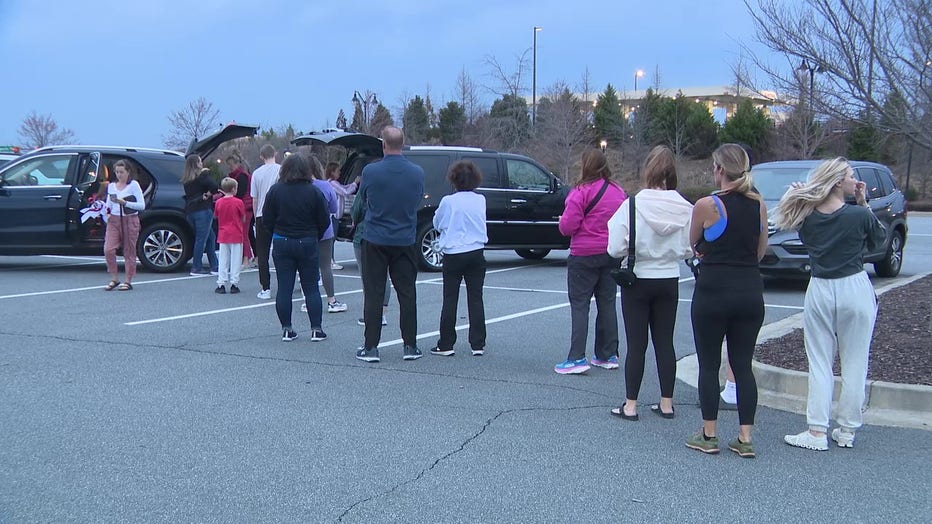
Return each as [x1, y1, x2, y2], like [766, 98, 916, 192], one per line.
[593, 84, 624, 145]
[335, 109, 347, 130]
[720, 99, 772, 153]
[685, 104, 719, 158]
[402, 96, 430, 144]
[438, 101, 467, 145]
[847, 121, 881, 162]
[369, 103, 394, 137]
[488, 93, 530, 151]
[350, 104, 366, 133]
[634, 88, 666, 146]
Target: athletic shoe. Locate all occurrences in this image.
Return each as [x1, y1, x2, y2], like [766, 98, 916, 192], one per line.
[554, 358, 590, 374]
[257, 289, 272, 300]
[403, 345, 423, 361]
[229, 285, 240, 294]
[357, 316, 388, 326]
[720, 383, 738, 404]
[209, 270, 219, 276]
[331, 262, 343, 270]
[300, 303, 307, 313]
[190, 269, 211, 276]
[282, 329, 298, 342]
[327, 300, 348, 313]
[727, 438, 756, 458]
[685, 432, 720, 454]
[309, 329, 327, 342]
[590, 355, 620, 369]
[471, 348, 485, 356]
[215, 285, 226, 294]
[430, 346, 455, 357]
[831, 428, 855, 448]
[355, 347, 380, 363]
[784, 430, 829, 451]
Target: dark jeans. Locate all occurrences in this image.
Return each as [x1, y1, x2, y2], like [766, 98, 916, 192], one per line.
[255, 217, 273, 291]
[621, 277, 679, 400]
[187, 208, 217, 272]
[361, 240, 418, 349]
[692, 265, 764, 425]
[437, 249, 487, 351]
[272, 236, 322, 330]
[566, 253, 620, 361]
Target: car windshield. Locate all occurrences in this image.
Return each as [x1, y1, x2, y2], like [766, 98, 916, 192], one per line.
[752, 166, 813, 201]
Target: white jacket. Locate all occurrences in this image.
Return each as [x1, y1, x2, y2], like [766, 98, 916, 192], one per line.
[607, 189, 693, 279]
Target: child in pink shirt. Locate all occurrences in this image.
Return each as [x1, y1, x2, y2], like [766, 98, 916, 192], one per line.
[214, 177, 246, 294]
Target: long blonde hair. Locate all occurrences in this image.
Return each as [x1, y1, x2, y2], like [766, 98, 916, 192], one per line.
[774, 157, 851, 231]
[712, 143, 759, 200]
[182, 154, 204, 184]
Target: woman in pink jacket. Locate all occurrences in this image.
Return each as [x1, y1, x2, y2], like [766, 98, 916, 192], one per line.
[554, 148, 627, 374]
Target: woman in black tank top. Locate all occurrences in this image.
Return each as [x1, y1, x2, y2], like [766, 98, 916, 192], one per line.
[685, 144, 768, 459]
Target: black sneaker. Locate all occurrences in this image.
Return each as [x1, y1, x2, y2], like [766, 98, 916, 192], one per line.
[309, 329, 327, 342]
[403, 345, 423, 361]
[229, 285, 240, 294]
[430, 346, 455, 357]
[282, 329, 298, 342]
[355, 347, 380, 362]
[215, 285, 226, 294]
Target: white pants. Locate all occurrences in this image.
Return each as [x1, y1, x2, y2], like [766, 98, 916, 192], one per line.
[218, 243, 243, 286]
[803, 271, 877, 432]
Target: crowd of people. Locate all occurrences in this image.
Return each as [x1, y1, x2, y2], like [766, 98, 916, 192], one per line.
[100, 129, 885, 457]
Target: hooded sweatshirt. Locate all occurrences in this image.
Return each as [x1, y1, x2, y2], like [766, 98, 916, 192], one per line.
[606, 189, 693, 279]
[558, 179, 627, 256]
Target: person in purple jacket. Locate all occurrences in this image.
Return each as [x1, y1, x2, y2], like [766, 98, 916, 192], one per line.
[554, 148, 627, 374]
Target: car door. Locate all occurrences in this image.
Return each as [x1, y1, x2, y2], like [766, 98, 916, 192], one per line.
[502, 157, 566, 245]
[0, 153, 77, 246]
[73, 152, 106, 244]
[462, 154, 509, 245]
[855, 167, 890, 258]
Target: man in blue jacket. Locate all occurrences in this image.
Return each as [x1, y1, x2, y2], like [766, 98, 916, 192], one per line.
[355, 126, 425, 363]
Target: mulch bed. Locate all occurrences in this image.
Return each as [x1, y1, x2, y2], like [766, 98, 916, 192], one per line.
[756, 275, 932, 386]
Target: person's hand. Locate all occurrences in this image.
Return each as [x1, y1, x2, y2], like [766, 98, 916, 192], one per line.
[789, 181, 804, 190]
[855, 180, 868, 206]
[113, 197, 124, 205]
[202, 192, 210, 201]
[354, 176, 361, 185]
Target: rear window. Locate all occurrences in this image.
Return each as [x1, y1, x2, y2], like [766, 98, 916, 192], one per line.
[406, 154, 450, 182]
[462, 156, 502, 189]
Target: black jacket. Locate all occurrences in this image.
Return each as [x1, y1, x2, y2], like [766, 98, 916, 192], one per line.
[262, 180, 330, 240]
[183, 170, 219, 213]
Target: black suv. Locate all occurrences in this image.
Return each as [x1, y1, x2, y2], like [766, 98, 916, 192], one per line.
[292, 130, 570, 271]
[0, 124, 258, 272]
[754, 160, 907, 278]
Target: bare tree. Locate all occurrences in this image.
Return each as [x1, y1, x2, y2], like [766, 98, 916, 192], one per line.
[529, 82, 593, 180]
[746, 0, 932, 150]
[483, 50, 531, 98]
[18, 111, 76, 148]
[455, 67, 484, 124]
[164, 97, 221, 151]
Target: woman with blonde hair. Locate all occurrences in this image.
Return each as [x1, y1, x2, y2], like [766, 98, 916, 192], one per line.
[607, 146, 693, 420]
[554, 148, 627, 374]
[685, 143, 767, 458]
[780, 158, 886, 451]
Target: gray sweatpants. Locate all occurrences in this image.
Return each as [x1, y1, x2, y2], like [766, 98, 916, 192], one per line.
[803, 271, 877, 433]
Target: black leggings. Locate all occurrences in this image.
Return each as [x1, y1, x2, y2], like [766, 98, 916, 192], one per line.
[621, 277, 679, 400]
[691, 265, 764, 425]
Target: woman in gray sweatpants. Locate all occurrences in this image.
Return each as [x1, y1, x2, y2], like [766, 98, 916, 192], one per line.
[775, 158, 886, 451]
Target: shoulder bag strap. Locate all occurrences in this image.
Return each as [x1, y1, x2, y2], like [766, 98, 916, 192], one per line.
[627, 194, 636, 270]
[583, 180, 610, 216]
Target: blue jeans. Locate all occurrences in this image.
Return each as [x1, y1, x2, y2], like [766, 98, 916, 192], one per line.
[187, 209, 218, 272]
[272, 236, 322, 330]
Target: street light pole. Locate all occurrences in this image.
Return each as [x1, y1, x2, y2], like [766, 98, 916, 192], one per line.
[352, 90, 378, 134]
[532, 26, 541, 127]
[634, 69, 644, 92]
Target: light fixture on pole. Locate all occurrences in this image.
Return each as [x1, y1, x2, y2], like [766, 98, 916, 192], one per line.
[532, 26, 542, 127]
[599, 139, 607, 152]
[352, 90, 379, 134]
[634, 69, 644, 92]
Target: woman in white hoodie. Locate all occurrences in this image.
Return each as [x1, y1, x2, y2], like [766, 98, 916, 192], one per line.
[607, 146, 693, 420]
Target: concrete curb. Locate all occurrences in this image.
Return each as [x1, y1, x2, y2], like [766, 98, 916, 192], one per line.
[676, 271, 932, 431]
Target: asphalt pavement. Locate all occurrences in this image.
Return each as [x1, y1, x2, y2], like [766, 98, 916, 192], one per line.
[2, 215, 931, 522]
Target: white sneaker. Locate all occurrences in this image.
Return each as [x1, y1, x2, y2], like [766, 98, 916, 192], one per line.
[300, 303, 307, 313]
[784, 430, 828, 451]
[831, 428, 855, 448]
[257, 289, 272, 300]
[327, 300, 348, 313]
[331, 262, 343, 270]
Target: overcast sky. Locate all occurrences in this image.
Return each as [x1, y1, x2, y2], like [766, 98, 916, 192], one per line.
[0, 0, 780, 148]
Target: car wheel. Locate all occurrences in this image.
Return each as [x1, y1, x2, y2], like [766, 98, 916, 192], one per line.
[138, 221, 191, 273]
[873, 229, 903, 278]
[515, 248, 550, 260]
[416, 221, 443, 272]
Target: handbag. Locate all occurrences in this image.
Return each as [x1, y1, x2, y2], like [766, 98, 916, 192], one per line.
[610, 194, 637, 287]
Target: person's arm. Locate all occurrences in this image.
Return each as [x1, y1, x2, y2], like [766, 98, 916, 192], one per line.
[689, 197, 712, 250]
[124, 181, 146, 211]
[262, 187, 277, 233]
[606, 199, 629, 258]
[757, 199, 769, 261]
[350, 185, 366, 224]
[200, 170, 220, 194]
[315, 190, 330, 240]
[433, 196, 450, 232]
[557, 189, 584, 237]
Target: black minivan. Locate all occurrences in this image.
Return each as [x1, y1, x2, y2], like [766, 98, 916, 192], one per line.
[292, 130, 570, 271]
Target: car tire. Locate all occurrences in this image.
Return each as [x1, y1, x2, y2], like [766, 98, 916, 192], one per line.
[416, 221, 443, 272]
[138, 220, 192, 273]
[515, 248, 550, 260]
[873, 229, 904, 278]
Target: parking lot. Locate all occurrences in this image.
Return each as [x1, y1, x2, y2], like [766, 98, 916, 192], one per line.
[2, 217, 931, 522]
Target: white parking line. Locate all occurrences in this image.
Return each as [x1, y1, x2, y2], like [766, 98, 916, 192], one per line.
[0, 274, 216, 300]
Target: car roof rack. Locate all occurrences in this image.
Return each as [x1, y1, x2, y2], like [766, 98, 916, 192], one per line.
[405, 145, 496, 153]
[32, 145, 184, 156]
